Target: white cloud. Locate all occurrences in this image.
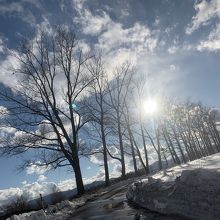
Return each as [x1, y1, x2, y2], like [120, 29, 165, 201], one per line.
[154, 16, 160, 26]
[0, 52, 21, 89]
[0, 1, 37, 26]
[78, 40, 91, 53]
[22, 182, 58, 201]
[59, 0, 66, 12]
[0, 106, 17, 143]
[72, 0, 158, 72]
[95, 21, 157, 73]
[0, 2, 23, 14]
[168, 45, 178, 54]
[186, 0, 220, 34]
[0, 106, 9, 117]
[197, 24, 220, 51]
[88, 142, 159, 180]
[89, 145, 122, 166]
[0, 18, 54, 91]
[169, 64, 177, 71]
[57, 179, 76, 192]
[96, 22, 154, 51]
[82, 11, 111, 35]
[0, 187, 23, 207]
[89, 152, 104, 165]
[0, 127, 16, 141]
[72, 0, 85, 12]
[37, 175, 47, 182]
[26, 162, 50, 175]
[73, 0, 110, 35]
[103, 48, 138, 73]
[22, 180, 27, 185]
[0, 37, 5, 53]
[120, 8, 129, 18]
[0, 181, 60, 208]
[0, 0, 44, 27]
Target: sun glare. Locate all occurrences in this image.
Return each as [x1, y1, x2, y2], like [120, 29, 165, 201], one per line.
[143, 99, 158, 115]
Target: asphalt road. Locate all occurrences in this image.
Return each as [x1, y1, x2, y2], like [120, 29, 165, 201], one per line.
[69, 178, 189, 220]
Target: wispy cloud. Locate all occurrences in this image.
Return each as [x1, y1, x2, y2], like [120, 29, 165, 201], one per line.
[186, 0, 220, 34]
[37, 175, 47, 182]
[0, 37, 5, 53]
[26, 162, 50, 175]
[72, 0, 159, 72]
[0, 0, 38, 26]
[197, 23, 220, 51]
[0, 43, 24, 90]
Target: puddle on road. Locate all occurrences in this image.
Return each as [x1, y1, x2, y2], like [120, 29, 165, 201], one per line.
[103, 201, 124, 210]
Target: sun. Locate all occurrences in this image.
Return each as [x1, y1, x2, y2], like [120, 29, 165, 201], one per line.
[143, 99, 158, 115]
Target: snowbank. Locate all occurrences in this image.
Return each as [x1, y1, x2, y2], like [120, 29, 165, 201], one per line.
[8, 210, 48, 220]
[7, 192, 93, 219]
[127, 153, 220, 220]
[7, 199, 83, 220]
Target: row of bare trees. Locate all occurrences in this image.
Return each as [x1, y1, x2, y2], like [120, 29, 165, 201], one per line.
[0, 28, 220, 195]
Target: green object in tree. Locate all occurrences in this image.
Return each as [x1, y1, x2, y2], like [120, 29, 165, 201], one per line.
[71, 103, 77, 109]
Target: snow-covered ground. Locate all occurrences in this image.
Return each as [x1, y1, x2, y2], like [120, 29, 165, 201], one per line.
[7, 153, 220, 220]
[148, 152, 220, 182]
[7, 200, 84, 220]
[127, 153, 220, 220]
[7, 190, 104, 220]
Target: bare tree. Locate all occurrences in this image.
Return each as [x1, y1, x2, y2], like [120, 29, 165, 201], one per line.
[85, 55, 110, 186]
[106, 62, 134, 178]
[133, 74, 150, 174]
[0, 28, 94, 195]
[123, 103, 138, 175]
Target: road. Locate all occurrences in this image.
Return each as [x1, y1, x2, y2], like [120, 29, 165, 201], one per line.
[69, 178, 189, 220]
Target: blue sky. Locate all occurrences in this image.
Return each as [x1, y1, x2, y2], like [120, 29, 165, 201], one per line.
[0, 0, 220, 205]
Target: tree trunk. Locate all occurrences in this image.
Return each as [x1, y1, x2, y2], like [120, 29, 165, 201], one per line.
[117, 112, 126, 178]
[140, 124, 150, 174]
[155, 127, 162, 170]
[164, 127, 181, 164]
[172, 127, 187, 163]
[127, 123, 138, 174]
[163, 131, 176, 164]
[103, 144, 110, 186]
[132, 134, 147, 172]
[72, 158, 85, 195]
[101, 122, 110, 186]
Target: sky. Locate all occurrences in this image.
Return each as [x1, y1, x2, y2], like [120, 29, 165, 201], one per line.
[0, 0, 220, 207]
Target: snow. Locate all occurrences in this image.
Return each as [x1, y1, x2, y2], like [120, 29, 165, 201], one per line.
[6, 187, 100, 220]
[9, 210, 47, 220]
[138, 153, 220, 183]
[6, 199, 85, 220]
[127, 153, 220, 220]
[6, 153, 220, 220]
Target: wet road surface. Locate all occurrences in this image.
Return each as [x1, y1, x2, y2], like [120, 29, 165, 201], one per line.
[68, 179, 189, 220]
